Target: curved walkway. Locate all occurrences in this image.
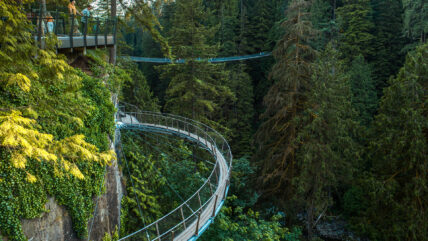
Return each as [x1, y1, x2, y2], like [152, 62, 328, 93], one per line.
[115, 106, 232, 241]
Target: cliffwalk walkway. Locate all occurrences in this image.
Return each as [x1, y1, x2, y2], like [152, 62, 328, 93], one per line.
[115, 104, 232, 241]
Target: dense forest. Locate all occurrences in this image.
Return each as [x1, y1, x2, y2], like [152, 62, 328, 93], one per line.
[0, 0, 427, 240]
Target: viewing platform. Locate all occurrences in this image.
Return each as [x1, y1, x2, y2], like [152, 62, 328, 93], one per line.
[27, 4, 116, 52]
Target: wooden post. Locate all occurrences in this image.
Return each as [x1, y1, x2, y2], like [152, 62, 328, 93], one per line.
[171, 231, 175, 241]
[197, 192, 202, 208]
[208, 179, 213, 195]
[37, 3, 43, 48]
[109, 0, 117, 64]
[223, 179, 229, 200]
[95, 17, 99, 49]
[180, 207, 186, 229]
[212, 195, 218, 217]
[104, 18, 108, 48]
[83, 16, 88, 54]
[156, 222, 160, 240]
[195, 211, 201, 236]
[69, 14, 74, 52]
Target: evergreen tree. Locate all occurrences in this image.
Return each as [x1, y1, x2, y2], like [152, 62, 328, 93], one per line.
[293, 44, 358, 238]
[255, 0, 316, 198]
[310, 0, 338, 50]
[348, 55, 378, 126]
[403, 0, 428, 49]
[221, 64, 255, 157]
[371, 0, 405, 94]
[156, 0, 233, 123]
[337, 0, 375, 62]
[360, 43, 428, 241]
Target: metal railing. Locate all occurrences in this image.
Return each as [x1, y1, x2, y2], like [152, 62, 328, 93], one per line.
[116, 102, 232, 240]
[25, 4, 117, 50]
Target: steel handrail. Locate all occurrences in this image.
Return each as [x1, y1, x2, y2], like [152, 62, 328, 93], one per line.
[116, 105, 231, 240]
[118, 102, 233, 168]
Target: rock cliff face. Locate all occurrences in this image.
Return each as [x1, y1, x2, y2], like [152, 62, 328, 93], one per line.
[18, 92, 123, 241]
[20, 160, 123, 241]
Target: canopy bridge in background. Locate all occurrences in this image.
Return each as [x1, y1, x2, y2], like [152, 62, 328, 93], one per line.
[125, 52, 272, 64]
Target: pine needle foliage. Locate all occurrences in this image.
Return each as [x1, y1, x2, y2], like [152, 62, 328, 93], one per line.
[255, 0, 316, 197]
[293, 44, 359, 238]
[156, 0, 233, 124]
[371, 0, 405, 93]
[337, 0, 375, 62]
[358, 43, 428, 241]
[348, 55, 378, 126]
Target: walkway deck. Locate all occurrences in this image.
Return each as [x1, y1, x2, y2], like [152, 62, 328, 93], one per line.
[116, 110, 231, 241]
[35, 35, 114, 49]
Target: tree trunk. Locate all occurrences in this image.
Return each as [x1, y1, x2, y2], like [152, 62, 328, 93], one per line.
[109, 0, 117, 65]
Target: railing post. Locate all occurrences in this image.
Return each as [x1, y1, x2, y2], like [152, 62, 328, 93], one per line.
[104, 18, 108, 48]
[223, 178, 229, 200]
[37, 3, 43, 48]
[113, 17, 117, 46]
[156, 222, 160, 240]
[83, 17, 88, 54]
[195, 211, 201, 236]
[54, 9, 59, 35]
[212, 195, 218, 217]
[214, 167, 219, 184]
[180, 206, 186, 229]
[70, 14, 74, 52]
[95, 17, 99, 49]
[208, 179, 213, 195]
[197, 192, 202, 208]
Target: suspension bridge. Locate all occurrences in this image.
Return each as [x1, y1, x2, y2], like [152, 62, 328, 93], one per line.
[114, 103, 232, 240]
[125, 52, 272, 63]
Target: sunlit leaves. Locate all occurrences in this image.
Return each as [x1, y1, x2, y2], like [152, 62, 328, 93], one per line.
[0, 111, 115, 181]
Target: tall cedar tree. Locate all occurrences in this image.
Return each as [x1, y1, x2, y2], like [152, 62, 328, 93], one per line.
[371, 0, 405, 95]
[255, 0, 316, 198]
[337, 0, 375, 62]
[204, 0, 256, 157]
[156, 0, 233, 123]
[241, 0, 277, 120]
[361, 43, 428, 241]
[349, 55, 378, 126]
[294, 44, 358, 239]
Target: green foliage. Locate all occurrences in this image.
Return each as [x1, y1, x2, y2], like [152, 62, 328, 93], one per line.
[0, 2, 116, 239]
[293, 44, 359, 237]
[200, 201, 300, 241]
[310, 0, 338, 50]
[371, 0, 405, 93]
[337, 0, 375, 62]
[156, 0, 234, 124]
[200, 156, 301, 241]
[102, 226, 119, 241]
[118, 59, 160, 111]
[118, 0, 172, 58]
[353, 43, 428, 241]
[348, 55, 378, 126]
[403, 0, 428, 49]
[255, 0, 316, 198]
